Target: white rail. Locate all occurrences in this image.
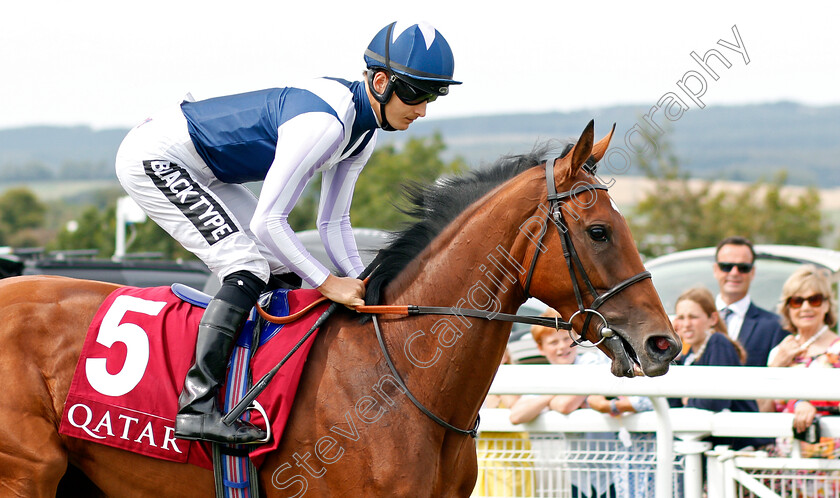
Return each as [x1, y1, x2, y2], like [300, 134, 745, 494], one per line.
[488, 365, 840, 401]
[477, 365, 840, 498]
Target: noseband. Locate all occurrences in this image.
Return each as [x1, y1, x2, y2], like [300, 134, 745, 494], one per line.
[521, 157, 652, 347]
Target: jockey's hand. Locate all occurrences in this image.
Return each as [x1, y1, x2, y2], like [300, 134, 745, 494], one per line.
[317, 274, 366, 309]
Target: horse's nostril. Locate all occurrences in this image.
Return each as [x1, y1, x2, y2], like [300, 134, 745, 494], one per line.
[654, 337, 671, 352]
[646, 335, 680, 362]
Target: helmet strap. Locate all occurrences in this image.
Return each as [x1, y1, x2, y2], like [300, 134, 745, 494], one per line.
[371, 22, 398, 131]
[378, 102, 397, 132]
[366, 70, 397, 132]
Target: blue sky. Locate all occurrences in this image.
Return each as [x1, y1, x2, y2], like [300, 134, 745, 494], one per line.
[2, 0, 837, 129]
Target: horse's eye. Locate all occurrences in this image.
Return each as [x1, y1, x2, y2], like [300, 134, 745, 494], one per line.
[588, 226, 609, 242]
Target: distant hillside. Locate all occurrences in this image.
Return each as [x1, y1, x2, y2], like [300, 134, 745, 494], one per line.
[384, 101, 840, 186]
[0, 126, 126, 181]
[1, 102, 838, 186]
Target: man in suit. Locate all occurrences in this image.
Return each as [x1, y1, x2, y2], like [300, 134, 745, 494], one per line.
[713, 236, 788, 411]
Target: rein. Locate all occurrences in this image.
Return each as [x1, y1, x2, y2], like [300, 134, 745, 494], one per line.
[259, 299, 573, 330]
[372, 314, 479, 437]
[241, 158, 652, 438]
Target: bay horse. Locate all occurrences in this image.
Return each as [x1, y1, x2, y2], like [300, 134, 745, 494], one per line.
[0, 121, 680, 497]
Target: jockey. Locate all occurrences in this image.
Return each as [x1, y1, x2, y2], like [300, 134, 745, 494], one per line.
[114, 21, 460, 445]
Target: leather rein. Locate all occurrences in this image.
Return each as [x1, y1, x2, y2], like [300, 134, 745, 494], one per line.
[254, 158, 652, 438]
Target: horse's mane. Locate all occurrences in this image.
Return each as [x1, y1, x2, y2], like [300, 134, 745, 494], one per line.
[364, 141, 573, 305]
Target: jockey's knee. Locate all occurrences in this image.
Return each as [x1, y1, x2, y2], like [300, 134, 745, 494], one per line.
[215, 270, 265, 309]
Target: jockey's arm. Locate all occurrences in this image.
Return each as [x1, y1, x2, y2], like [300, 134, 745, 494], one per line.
[250, 113, 367, 307]
[312, 143, 374, 309]
[316, 138, 373, 279]
[251, 114, 342, 289]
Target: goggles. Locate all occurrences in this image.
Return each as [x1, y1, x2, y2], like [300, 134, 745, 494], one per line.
[391, 76, 444, 105]
[787, 294, 826, 309]
[717, 262, 753, 273]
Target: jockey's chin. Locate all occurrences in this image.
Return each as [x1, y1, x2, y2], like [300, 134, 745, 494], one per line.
[386, 99, 427, 131]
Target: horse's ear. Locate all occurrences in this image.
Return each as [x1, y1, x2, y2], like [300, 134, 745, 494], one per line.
[566, 120, 595, 178]
[591, 123, 616, 163]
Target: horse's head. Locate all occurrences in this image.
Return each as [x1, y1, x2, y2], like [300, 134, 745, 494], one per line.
[520, 121, 681, 377]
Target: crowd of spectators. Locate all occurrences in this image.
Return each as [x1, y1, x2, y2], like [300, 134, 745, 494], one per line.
[475, 236, 840, 498]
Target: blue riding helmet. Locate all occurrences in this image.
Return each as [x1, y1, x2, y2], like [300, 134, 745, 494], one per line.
[364, 21, 461, 96]
[364, 21, 461, 131]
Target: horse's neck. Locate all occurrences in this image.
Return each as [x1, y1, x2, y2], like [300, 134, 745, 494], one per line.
[386, 201, 533, 314]
[380, 187, 538, 427]
[385, 176, 540, 308]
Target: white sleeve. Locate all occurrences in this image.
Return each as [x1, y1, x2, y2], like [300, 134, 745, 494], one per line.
[250, 112, 344, 288]
[316, 134, 375, 278]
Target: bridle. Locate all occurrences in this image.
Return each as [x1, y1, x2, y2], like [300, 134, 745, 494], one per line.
[228, 156, 654, 437]
[370, 156, 653, 437]
[229, 156, 654, 437]
[522, 156, 652, 347]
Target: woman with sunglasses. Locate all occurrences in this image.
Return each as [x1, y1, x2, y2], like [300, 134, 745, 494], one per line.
[768, 265, 840, 464]
[114, 21, 459, 445]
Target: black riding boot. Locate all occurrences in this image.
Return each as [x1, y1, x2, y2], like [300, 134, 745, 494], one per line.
[175, 299, 267, 444]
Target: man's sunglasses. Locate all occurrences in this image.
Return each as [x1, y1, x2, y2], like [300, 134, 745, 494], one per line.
[717, 262, 754, 273]
[787, 294, 827, 309]
[392, 77, 441, 105]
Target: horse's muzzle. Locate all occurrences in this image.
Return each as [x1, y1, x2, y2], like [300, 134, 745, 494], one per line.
[643, 334, 682, 375]
[602, 331, 680, 378]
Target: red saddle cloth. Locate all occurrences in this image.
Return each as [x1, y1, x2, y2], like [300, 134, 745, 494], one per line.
[59, 285, 328, 469]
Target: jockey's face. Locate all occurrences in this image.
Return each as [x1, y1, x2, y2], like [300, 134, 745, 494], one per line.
[368, 71, 428, 131]
[384, 93, 427, 130]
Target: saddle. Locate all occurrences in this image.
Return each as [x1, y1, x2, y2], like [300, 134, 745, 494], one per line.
[60, 283, 330, 498]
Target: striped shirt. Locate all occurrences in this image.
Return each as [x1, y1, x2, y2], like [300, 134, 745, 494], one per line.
[181, 78, 379, 287]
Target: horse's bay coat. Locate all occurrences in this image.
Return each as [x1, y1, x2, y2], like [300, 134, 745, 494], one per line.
[0, 122, 680, 497]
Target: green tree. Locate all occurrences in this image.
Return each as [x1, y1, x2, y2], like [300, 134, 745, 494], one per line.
[0, 161, 55, 182]
[52, 205, 115, 256]
[0, 187, 48, 246]
[352, 132, 466, 230]
[629, 133, 829, 258]
[53, 203, 196, 260]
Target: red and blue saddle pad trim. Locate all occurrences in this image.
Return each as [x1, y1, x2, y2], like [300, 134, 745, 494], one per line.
[172, 284, 290, 498]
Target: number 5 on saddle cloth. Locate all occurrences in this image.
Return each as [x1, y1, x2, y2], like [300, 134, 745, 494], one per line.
[59, 283, 331, 498]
